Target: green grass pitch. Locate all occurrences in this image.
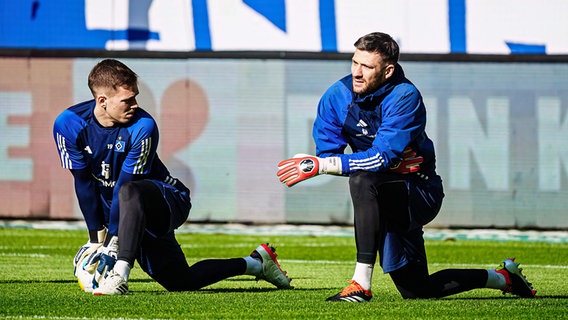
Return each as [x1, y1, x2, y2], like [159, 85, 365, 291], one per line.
[0, 227, 567, 319]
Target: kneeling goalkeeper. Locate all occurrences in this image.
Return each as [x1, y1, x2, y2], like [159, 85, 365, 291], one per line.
[277, 32, 535, 302]
[54, 59, 291, 295]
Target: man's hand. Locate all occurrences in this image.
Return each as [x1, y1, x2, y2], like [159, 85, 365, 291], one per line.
[74, 241, 104, 292]
[390, 147, 423, 174]
[91, 236, 119, 289]
[73, 242, 103, 273]
[73, 228, 106, 271]
[277, 154, 341, 187]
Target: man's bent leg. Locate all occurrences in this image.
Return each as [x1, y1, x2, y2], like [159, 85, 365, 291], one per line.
[118, 180, 170, 266]
[390, 263, 487, 298]
[349, 171, 383, 265]
[138, 232, 246, 291]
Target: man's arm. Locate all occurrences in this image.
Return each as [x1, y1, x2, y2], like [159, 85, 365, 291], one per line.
[70, 169, 106, 237]
[279, 85, 425, 187]
[277, 148, 422, 187]
[332, 88, 426, 174]
[107, 115, 159, 236]
[312, 83, 350, 159]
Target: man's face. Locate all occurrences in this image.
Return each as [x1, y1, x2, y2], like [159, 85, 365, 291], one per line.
[97, 84, 139, 126]
[351, 49, 393, 95]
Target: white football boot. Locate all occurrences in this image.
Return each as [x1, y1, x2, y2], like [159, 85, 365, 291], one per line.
[93, 270, 129, 296]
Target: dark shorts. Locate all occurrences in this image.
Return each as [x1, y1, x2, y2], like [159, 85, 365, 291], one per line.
[146, 179, 191, 236]
[136, 180, 191, 276]
[381, 173, 444, 273]
[349, 171, 444, 273]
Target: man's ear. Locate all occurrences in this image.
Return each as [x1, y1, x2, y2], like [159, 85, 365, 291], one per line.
[96, 95, 107, 108]
[384, 64, 396, 79]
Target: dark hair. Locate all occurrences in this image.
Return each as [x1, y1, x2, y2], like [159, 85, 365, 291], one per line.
[353, 32, 399, 64]
[88, 59, 138, 95]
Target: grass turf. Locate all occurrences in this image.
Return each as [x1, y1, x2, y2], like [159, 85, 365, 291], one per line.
[0, 228, 567, 319]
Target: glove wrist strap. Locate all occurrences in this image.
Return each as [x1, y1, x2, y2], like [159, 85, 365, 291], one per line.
[320, 157, 342, 175]
[103, 235, 119, 251]
[88, 228, 107, 243]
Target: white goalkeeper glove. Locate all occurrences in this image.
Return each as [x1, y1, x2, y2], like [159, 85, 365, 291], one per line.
[277, 154, 342, 187]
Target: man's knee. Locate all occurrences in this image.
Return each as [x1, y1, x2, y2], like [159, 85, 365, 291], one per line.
[118, 181, 143, 202]
[349, 172, 375, 196]
[390, 263, 433, 299]
[119, 180, 157, 203]
[148, 262, 198, 292]
[118, 181, 156, 221]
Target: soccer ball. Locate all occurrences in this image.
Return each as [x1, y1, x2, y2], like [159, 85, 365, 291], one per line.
[75, 258, 95, 292]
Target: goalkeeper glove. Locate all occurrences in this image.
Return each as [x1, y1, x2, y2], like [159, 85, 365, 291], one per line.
[73, 228, 107, 272]
[73, 229, 106, 292]
[73, 243, 102, 275]
[277, 154, 342, 187]
[390, 147, 423, 174]
[90, 235, 119, 289]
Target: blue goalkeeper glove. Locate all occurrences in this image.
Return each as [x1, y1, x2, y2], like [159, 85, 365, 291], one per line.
[88, 236, 119, 289]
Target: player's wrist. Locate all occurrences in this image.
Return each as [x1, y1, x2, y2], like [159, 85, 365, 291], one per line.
[319, 157, 342, 175]
[88, 228, 107, 243]
[102, 235, 119, 256]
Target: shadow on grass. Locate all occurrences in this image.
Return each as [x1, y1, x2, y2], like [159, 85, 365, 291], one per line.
[4, 278, 564, 300]
[198, 286, 332, 293]
[0, 279, 77, 284]
[444, 295, 568, 300]
[0, 278, 156, 284]
[133, 287, 284, 294]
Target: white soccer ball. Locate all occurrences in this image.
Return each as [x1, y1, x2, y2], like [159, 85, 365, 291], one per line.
[75, 259, 95, 292]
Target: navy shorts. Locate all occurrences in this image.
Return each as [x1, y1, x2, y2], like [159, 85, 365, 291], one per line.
[136, 180, 191, 276]
[379, 173, 444, 273]
[349, 170, 444, 273]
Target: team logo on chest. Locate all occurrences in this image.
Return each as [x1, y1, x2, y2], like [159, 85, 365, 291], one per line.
[114, 136, 125, 152]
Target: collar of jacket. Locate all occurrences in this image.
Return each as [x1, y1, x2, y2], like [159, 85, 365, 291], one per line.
[352, 63, 405, 106]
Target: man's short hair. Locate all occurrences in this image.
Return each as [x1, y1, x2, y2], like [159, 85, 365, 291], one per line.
[88, 59, 138, 96]
[353, 32, 400, 65]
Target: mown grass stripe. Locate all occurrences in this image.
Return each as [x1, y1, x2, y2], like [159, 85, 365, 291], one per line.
[2, 220, 567, 243]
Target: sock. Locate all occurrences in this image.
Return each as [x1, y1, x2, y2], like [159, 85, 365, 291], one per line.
[243, 256, 262, 276]
[113, 260, 132, 281]
[352, 262, 374, 290]
[485, 269, 506, 289]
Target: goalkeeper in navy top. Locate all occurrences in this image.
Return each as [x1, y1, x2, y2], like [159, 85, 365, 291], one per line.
[54, 59, 291, 295]
[277, 32, 535, 302]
